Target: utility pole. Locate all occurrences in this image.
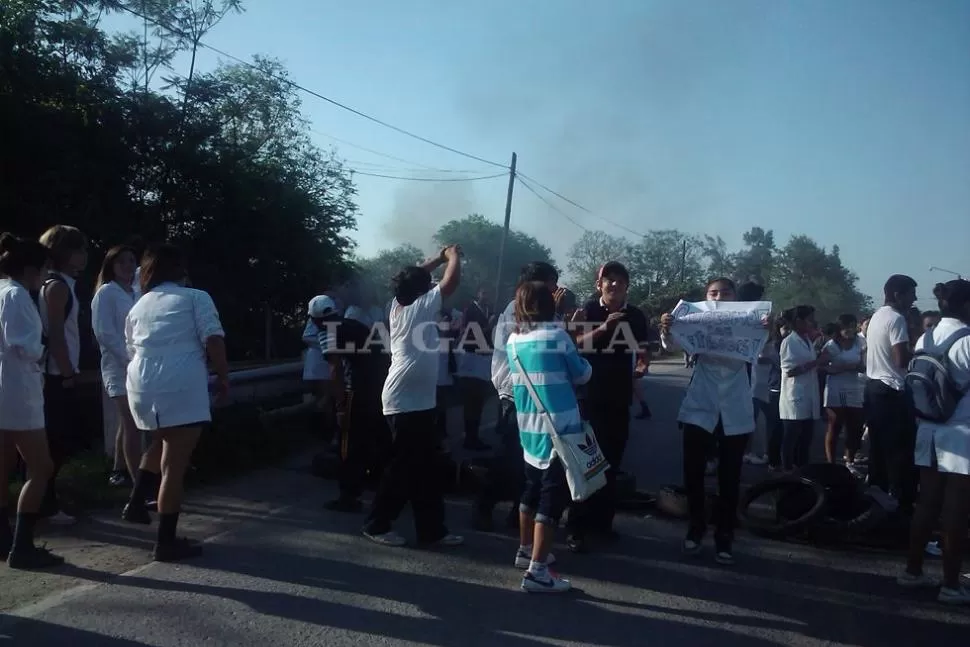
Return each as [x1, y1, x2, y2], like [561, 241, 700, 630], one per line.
[679, 239, 687, 285]
[494, 152, 517, 303]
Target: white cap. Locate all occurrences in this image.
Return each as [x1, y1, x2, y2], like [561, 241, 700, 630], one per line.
[308, 295, 338, 319]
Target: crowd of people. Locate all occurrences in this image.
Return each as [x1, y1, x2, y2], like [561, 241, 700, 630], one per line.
[1, 224, 968, 603]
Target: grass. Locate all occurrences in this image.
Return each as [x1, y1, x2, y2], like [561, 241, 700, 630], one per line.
[5, 398, 321, 512]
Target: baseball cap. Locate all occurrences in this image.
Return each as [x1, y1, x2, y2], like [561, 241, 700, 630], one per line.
[308, 295, 338, 319]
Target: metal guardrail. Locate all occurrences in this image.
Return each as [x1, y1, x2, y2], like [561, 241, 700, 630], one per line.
[102, 361, 308, 453]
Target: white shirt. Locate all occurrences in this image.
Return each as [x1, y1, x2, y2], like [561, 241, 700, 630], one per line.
[125, 283, 224, 429]
[92, 281, 137, 396]
[37, 272, 80, 375]
[301, 319, 330, 381]
[865, 305, 909, 391]
[779, 333, 821, 420]
[490, 300, 517, 400]
[662, 332, 754, 436]
[381, 285, 442, 415]
[913, 317, 970, 475]
[0, 279, 45, 430]
[133, 266, 142, 301]
[822, 337, 865, 408]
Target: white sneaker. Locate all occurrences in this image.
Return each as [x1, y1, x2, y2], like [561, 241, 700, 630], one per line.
[431, 534, 464, 548]
[362, 530, 407, 547]
[521, 571, 571, 593]
[515, 549, 557, 569]
[682, 539, 702, 556]
[897, 572, 940, 588]
[748, 455, 768, 466]
[925, 541, 943, 557]
[938, 586, 970, 605]
[46, 511, 77, 526]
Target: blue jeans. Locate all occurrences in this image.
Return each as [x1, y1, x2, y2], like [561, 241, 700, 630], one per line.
[754, 392, 783, 466]
[782, 419, 814, 471]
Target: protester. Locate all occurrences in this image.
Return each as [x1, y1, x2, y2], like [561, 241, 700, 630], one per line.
[92, 245, 140, 487]
[822, 314, 866, 467]
[122, 244, 229, 562]
[899, 279, 970, 604]
[753, 320, 785, 469]
[779, 306, 825, 471]
[567, 261, 649, 553]
[474, 262, 561, 532]
[36, 224, 88, 526]
[434, 308, 457, 446]
[507, 281, 591, 593]
[0, 234, 64, 569]
[865, 274, 919, 513]
[313, 294, 389, 513]
[362, 245, 464, 548]
[458, 285, 495, 451]
[660, 277, 755, 564]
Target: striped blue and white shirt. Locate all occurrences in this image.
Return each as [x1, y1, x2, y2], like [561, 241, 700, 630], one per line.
[507, 324, 592, 469]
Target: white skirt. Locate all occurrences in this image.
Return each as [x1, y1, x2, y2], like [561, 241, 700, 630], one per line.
[128, 387, 212, 431]
[823, 385, 863, 409]
[915, 422, 970, 476]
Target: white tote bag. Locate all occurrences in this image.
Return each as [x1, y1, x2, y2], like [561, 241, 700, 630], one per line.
[510, 347, 609, 502]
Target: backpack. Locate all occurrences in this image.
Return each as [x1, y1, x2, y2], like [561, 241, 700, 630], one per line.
[905, 327, 970, 423]
[29, 272, 75, 372]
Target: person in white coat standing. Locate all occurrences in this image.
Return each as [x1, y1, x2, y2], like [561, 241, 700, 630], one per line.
[660, 277, 758, 566]
[92, 245, 140, 487]
[899, 279, 970, 604]
[121, 244, 230, 562]
[779, 305, 828, 471]
[0, 234, 64, 569]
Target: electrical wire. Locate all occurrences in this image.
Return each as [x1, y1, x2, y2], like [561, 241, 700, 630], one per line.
[517, 171, 645, 238]
[351, 170, 507, 182]
[515, 176, 587, 231]
[115, 4, 510, 170]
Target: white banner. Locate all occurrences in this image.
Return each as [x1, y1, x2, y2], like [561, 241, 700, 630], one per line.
[670, 300, 772, 364]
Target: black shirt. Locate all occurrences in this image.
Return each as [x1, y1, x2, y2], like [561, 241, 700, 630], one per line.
[318, 317, 388, 393]
[579, 300, 650, 405]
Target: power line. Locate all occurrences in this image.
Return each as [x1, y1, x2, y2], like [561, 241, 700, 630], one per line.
[115, 4, 509, 170]
[351, 170, 507, 182]
[344, 160, 489, 174]
[515, 176, 587, 231]
[517, 171, 645, 238]
[313, 129, 490, 173]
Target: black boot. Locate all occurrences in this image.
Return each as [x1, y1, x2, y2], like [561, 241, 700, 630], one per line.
[7, 512, 64, 570]
[122, 469, 157, 525]
[152, 512, 202, 562]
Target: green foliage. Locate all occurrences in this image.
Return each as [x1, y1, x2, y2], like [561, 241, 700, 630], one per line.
[566, 227, 872, 321]
[0, 0, 358, 361]
[356, 215, 555, 308]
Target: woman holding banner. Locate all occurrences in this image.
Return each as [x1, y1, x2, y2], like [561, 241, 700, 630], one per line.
[660, 277, 766, 566]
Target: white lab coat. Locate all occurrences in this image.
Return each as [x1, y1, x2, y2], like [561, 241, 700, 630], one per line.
[92, 281, 136, 397]
[662, 332, 754, 436]
[0, 279, 46, 430]
[125, 282, 225, 430]
[779, 333, 821, 421]
[301, 319, 330, 381]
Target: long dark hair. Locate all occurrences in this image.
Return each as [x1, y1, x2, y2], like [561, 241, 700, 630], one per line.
[96, 245, 136, 290]
[934, 280, 970, 324]
[514, 281, 556, 330]
[0, 233, 48, 278]
[140, 244, 187, 295]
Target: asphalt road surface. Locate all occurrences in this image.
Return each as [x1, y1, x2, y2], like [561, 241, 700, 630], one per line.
[3, 362, 969, 646]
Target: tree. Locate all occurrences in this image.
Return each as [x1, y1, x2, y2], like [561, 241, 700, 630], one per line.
[565, 230, 633, 294]
[732, 227, 776, 286]
[701, 234, 734, 279]
[626, 230, 707, 315]
[432, 214, 554, 305]
[768, 236, 872, 323]
[355, 244, 425, 304]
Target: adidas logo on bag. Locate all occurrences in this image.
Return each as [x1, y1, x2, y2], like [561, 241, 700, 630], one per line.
[578, 433, 598, 457]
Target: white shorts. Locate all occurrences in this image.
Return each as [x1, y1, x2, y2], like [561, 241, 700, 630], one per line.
[128, 388, 212, 431]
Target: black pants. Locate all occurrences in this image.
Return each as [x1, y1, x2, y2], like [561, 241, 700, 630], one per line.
[337, 389, 390, 501]
[782, 419, 814, 471]
[474, 398, 524, 513]
[755, 392, 784, 466]
[40, 376, 77, 516]
[864, 379, 918, 511]
[364, 409, 447, 543]
[567, 403, 630, 537]
[459, 377, 490, 442]
[682, 422, 748, 544]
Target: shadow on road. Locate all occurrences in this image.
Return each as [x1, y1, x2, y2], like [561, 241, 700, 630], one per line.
[0, 616, 151, 645]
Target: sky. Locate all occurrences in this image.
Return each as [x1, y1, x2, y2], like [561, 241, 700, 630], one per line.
[106, 0, 969, 306]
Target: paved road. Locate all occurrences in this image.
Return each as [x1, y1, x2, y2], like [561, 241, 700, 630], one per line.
[3, 362, 969, 646]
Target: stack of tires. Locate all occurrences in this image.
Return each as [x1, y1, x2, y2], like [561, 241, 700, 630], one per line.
[740, 464, 894, 546]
